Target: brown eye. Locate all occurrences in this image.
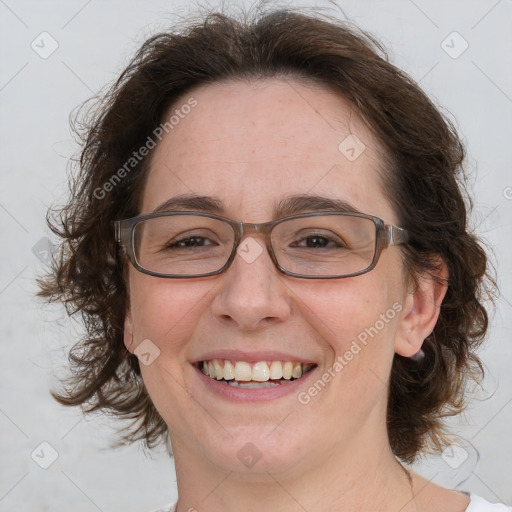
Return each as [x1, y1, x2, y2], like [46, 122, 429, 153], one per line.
[166, 236, 216, 249]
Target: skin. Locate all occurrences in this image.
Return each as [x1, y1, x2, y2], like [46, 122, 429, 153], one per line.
[124, 78, 470, 511]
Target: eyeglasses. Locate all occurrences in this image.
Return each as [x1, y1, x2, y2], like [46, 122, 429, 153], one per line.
[114, 211, 410, 279]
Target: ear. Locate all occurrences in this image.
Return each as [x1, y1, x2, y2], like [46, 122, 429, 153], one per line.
[124, 303, 135, 354]
[394, 258, 448, 357]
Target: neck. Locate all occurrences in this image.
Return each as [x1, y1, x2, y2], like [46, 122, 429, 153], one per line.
[171, 437, 417, 512]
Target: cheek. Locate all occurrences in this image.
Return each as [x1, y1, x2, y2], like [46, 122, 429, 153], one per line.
[128, 276, 217, 426]
[288, 271, 402, 373]
[288, 277, 403, 443]
[128, 274, 215, 359]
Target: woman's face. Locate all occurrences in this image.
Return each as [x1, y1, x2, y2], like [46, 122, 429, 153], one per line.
[124, 78, 426, 476]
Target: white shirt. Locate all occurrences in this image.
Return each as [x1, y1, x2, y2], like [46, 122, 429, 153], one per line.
[465, 494, 512, 511]
[153, 494, 512, 511]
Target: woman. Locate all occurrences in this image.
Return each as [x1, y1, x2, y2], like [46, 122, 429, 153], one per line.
[39, 6, 509, 512]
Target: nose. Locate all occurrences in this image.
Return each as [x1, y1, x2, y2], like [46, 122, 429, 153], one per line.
[210, 235, 292, 331]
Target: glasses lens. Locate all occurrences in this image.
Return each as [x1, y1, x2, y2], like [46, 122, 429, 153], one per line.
[272, 214, 377, 277]
[133, 215, 235, 275]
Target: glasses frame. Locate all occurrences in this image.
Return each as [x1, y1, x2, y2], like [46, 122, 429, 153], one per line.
[114, 210, 410, 279]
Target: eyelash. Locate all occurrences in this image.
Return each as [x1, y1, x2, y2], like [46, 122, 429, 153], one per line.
[165, 234, 344, 250]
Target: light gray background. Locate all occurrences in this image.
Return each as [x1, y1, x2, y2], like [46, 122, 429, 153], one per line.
[1, 1, 511, 511]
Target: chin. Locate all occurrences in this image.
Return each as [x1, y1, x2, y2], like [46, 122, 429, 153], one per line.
[199, 424, 313, 476]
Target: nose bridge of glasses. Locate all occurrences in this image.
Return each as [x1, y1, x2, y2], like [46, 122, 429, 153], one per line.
[230, 221, 275, 260]
[235, 220, 274, 240]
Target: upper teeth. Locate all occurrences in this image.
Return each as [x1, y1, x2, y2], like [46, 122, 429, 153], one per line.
[201, 360, 314, 382]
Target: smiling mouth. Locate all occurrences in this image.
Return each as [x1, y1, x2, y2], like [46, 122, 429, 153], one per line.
[198, 359, 317, 389]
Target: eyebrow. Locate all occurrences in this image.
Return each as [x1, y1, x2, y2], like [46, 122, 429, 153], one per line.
[152, 193, 362, 218]
[152, 194, 226, 215]
[274, 194, 362, 217]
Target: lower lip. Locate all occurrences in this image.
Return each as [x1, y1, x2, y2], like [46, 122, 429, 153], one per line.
[193, 365, 317, 402]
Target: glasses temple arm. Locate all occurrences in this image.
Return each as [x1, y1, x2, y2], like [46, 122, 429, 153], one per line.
[386, 225, 410, 246]
[114, 221, 123, 243]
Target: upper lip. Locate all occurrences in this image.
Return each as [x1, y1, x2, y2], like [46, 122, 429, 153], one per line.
[191, 350, 318, 365]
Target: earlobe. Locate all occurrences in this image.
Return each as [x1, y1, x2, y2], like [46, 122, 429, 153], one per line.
[124, 306, 135, 353]
[395, 260, 448, 357]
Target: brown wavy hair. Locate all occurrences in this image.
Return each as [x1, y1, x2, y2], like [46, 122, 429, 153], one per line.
[38, 6, 495, 463]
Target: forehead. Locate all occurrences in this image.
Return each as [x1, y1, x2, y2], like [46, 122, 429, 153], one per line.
[141, 78, 395, 223]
